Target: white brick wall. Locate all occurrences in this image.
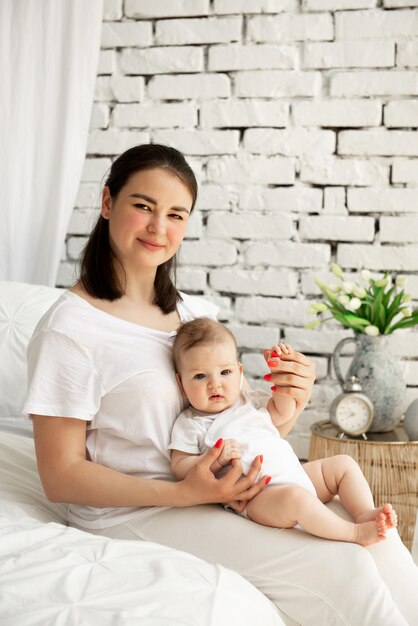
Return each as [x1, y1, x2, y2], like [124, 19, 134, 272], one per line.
[61, 3, 418, 459]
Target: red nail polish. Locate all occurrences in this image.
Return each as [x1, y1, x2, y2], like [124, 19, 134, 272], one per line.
[215, 438, 223, 448]
[271, 385, 277, 392]
[259, 455, 263, 464]
[263, 373, 272, 381]
[267, 360, 276, 368]
[270, 351, 280, 357]
[265, 476, 272, 485]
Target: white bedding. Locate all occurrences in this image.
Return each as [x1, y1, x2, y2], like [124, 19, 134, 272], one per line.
[0, 428, 285, 626]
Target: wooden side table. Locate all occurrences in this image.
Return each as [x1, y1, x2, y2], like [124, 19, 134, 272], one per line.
[309, 420, 418, 551]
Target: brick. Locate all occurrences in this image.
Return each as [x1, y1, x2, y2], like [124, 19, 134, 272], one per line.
[125, 0, 209, 18]
[120, 47, 204, 75]
[240, 186, 322, 213]
[207, 213, 294, 239]
[244, 128, 335, 156]
[384, 101, 418, 127]
[177, 268, 207, 292]
[153, 129, 239, 155]
[75, 183, 101, 208]
[235, 70, 321, 97]
[385, 0, 418, 6]
[81, 158, 111, 182]
[331, 71, 418, 97]
[89, 104, 110, 129]
[148, 74, 231, 99]
[178, 240, 237, 265]
[87, 130, 149, 155]
[235, 296, 311, 326]
[304, 0, 375, 8]
[323, 188, 348, 215]
[226, 324, 281, 350]
[208, 44, 297, 71]
[292, 100, 382, 127]
[244, 242, 331, 268]
[397, 40, 418, 66]
[68, 208, 99, 235]
[284, 327, 352, 354]
[67, 236, 87, 261]
[303, 41, 394, 68]
[206, 154, 295, 184]
[98, 50, 116, 75]
[337, 244, 418, 271]
[335, 9, 418, 38]
[380, 217, 418, 242]
[390, 330, 418, 357]
[405, 360, 418, 386]
[210, 268, 298, 296]
[339, 130, 418, 156]
[195, 185, 236, 210]
[348, 187, 418, 212]
[248, 13, 333, 42]
[183, 212, 203, 239]
[155, 17, 242, 45]
[240, 353, 267, 377]
[300, 216, 375, 242]
[113, 103, 197, 128]
[301, 270, 345, 295]
[94, 77, 114, 102]
[300, 156, 388, 186]
[201, 100, 289, 128]
[56, 262, 77, 288]
[392, 159, 418, 184]
[103, 0, 123, 20]
[109, 76, 145, 102]
[101, 21, 152, 48]
[214, 0, 297, 13]
[404, 275, 418, 299]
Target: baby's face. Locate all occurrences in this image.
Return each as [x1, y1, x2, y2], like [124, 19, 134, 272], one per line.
[177, 339, 243, 413]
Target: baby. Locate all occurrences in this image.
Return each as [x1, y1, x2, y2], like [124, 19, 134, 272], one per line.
[169, 318, 397, 546]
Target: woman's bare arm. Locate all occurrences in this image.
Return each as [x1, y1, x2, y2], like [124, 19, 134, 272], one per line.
[32, 415, 267, 509]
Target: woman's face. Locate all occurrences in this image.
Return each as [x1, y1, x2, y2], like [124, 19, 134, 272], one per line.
[101, 167, 193, 275]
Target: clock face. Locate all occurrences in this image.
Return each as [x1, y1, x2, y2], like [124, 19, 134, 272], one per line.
[334, 395, 372, 434]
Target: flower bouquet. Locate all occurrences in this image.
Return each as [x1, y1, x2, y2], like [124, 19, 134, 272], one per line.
[306, 264, 418, 336]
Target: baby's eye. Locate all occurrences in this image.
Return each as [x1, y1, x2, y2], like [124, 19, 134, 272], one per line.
[194, 373, 206, 380]
[221, 369, 231, 376]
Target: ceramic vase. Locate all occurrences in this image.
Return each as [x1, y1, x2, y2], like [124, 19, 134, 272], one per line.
[404, 399, 418, 441]
[332, 334, 406, 433]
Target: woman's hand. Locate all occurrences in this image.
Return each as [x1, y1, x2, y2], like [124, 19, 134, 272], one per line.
[263, 347, 316, 435]
[178, 440, 269, 508]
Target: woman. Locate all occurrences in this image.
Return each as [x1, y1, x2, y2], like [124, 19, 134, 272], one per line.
[25, 144, 418, 625]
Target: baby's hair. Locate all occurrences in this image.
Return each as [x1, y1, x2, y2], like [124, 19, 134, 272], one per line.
[173, 318, 238, 372]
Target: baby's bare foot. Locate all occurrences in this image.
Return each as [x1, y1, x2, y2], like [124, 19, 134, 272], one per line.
[356, 503, 397, 529]
[353, 512, 387, 547]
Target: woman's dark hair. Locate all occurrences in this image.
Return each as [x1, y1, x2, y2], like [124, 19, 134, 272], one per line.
[79, 144, 198, 314]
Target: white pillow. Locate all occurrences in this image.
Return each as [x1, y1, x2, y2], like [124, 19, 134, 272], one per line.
[0, 281, 63, 420]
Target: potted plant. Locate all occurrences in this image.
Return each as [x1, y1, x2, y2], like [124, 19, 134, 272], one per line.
[306, 264, 418, 432]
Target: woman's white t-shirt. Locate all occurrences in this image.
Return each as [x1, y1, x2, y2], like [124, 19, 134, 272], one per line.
[23, 290, 218, 529]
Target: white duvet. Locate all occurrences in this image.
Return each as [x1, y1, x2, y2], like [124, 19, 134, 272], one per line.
[0, 428, 284, 626]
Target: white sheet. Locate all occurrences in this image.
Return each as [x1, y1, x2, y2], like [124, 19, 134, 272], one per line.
[0, 431, 285, 626]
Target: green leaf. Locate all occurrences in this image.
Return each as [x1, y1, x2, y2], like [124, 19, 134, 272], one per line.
[386, 311, 418, 333]
[385, 290, 405, 327]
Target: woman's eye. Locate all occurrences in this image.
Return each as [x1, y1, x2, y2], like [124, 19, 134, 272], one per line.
[134, 203, 151, 211]
[194, 373, 206, 380]
[170, 213, 183, 221]
[221, 369, 231, 376]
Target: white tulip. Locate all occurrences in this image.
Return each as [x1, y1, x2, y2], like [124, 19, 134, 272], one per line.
[342, 281, 354, 294]
[331, 263, 343, 278]
[401, 307, 412, 318]
[361, 269, 372, 282]
[353, 285, 367, 298]
[364, 325, 380, 336]
[347, 297, 362, 311]
[338, 294, 350, 307]
[396, 275, 407, 289]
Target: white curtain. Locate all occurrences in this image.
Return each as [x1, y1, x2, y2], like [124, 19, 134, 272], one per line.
[0, 0, 103, 285]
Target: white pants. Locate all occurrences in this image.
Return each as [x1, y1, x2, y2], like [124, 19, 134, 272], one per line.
[73, 500, 418, 626]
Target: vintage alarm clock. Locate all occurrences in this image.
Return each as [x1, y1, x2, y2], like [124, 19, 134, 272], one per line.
[330, 376, 374, 438]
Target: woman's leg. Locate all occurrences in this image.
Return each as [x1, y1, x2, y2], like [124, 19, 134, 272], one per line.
[81, 503, 417, 626]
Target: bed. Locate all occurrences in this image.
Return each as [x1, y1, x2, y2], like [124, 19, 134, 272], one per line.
[0, 281, 288, 626]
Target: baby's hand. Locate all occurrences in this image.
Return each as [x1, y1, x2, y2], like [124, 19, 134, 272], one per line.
[217, 439, 242, 467]
[268, 343, 293, 360]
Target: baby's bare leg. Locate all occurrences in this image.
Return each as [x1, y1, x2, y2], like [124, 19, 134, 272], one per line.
[303, 456, 397, 529]
[245, 485, 387, 546]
